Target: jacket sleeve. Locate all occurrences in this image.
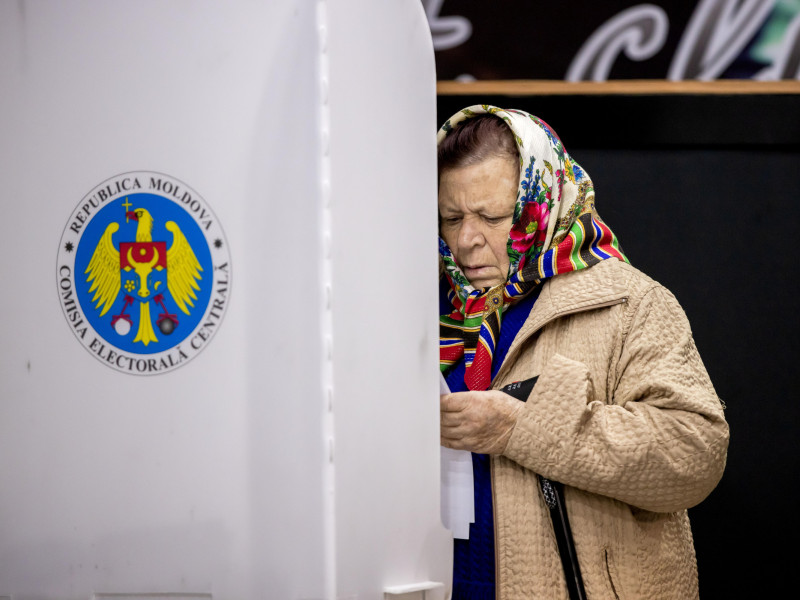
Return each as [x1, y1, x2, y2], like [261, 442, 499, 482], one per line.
[501, 285, 729, 513]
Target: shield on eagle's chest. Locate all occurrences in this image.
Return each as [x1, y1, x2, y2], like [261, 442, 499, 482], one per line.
[120, 241, 168, 299]
[118, 241, 169, 346]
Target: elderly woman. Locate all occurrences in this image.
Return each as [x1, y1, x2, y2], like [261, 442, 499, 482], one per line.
[437, 106, 729, 599]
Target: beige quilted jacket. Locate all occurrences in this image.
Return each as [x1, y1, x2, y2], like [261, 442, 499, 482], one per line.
[490, 259, 729, 599]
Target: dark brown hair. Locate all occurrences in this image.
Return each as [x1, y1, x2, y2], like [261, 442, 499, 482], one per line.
[438, 114, 519, 177]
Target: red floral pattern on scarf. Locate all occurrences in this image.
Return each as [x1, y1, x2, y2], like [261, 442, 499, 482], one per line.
[509, 201, 550, 254]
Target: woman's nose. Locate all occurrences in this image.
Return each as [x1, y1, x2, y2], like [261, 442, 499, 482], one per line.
[458, 216, 485, 248]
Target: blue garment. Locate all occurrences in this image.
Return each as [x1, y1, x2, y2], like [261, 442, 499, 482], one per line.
[441, 282, 539, 599]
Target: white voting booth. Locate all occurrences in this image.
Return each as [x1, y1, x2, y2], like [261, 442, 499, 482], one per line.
[0, 2, 452, 598]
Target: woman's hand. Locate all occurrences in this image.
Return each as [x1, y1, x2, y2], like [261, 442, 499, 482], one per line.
[440, 390, 525, 455]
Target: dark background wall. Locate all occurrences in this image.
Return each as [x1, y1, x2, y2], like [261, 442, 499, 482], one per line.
[438, 93, 799, 599]
[428, 0, 799, 81]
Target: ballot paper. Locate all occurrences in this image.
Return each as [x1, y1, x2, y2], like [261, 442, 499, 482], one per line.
[440, 372, 475, 540]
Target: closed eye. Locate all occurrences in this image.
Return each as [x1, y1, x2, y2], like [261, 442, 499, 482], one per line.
[484, 214, 512, 225]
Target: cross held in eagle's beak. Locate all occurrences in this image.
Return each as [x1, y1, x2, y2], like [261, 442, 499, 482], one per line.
[121, 197, 133, 222]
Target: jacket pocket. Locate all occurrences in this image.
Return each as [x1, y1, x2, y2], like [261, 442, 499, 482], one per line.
[603, 548, 621, 600]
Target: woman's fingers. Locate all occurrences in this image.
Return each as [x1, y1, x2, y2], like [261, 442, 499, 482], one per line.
[440, 392, 468, 413]
[440, 390, 523, 454]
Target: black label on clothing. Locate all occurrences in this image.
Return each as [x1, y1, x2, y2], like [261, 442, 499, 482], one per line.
[500, 376, 539, 402]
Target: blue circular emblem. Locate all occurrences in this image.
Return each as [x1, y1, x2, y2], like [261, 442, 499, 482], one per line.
[56, 172, 232, 374]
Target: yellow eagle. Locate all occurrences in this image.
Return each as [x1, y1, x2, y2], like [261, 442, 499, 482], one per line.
[84, 207, 203, 344]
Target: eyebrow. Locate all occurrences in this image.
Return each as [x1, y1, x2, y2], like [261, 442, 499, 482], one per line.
[438, 206, 463, 215]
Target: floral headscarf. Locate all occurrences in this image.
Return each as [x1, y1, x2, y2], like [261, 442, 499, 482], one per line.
[439, 105, 628, 391]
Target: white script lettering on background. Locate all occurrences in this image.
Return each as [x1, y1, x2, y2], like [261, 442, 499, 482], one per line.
[424, 0, 800, 80]
[568, 0, 799, 80]
[566, 4, 669, 81]
[422, 0, 472, 51]
[669, 0, 776, 79]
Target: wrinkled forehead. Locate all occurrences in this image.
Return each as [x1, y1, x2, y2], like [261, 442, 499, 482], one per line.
[438, 155, 520, 210]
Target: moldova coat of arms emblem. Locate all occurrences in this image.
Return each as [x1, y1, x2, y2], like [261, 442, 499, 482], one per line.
[56, 171, 231, 375]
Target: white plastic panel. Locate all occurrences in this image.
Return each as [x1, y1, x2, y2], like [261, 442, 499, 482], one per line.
[0, 2, 324, 598]
[327, 1, 451, 598]
[0, 1, 446, 599]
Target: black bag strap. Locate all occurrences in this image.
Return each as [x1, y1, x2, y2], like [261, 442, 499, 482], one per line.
[500, 378, 587, 600]
[538, 476, 587, 600]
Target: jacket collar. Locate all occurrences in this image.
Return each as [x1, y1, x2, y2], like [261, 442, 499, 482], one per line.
[493, 259, 629, 386]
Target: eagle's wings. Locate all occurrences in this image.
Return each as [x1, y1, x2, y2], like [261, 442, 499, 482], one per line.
[85, 222, 121, 316]
[166, 221, 203, 315]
